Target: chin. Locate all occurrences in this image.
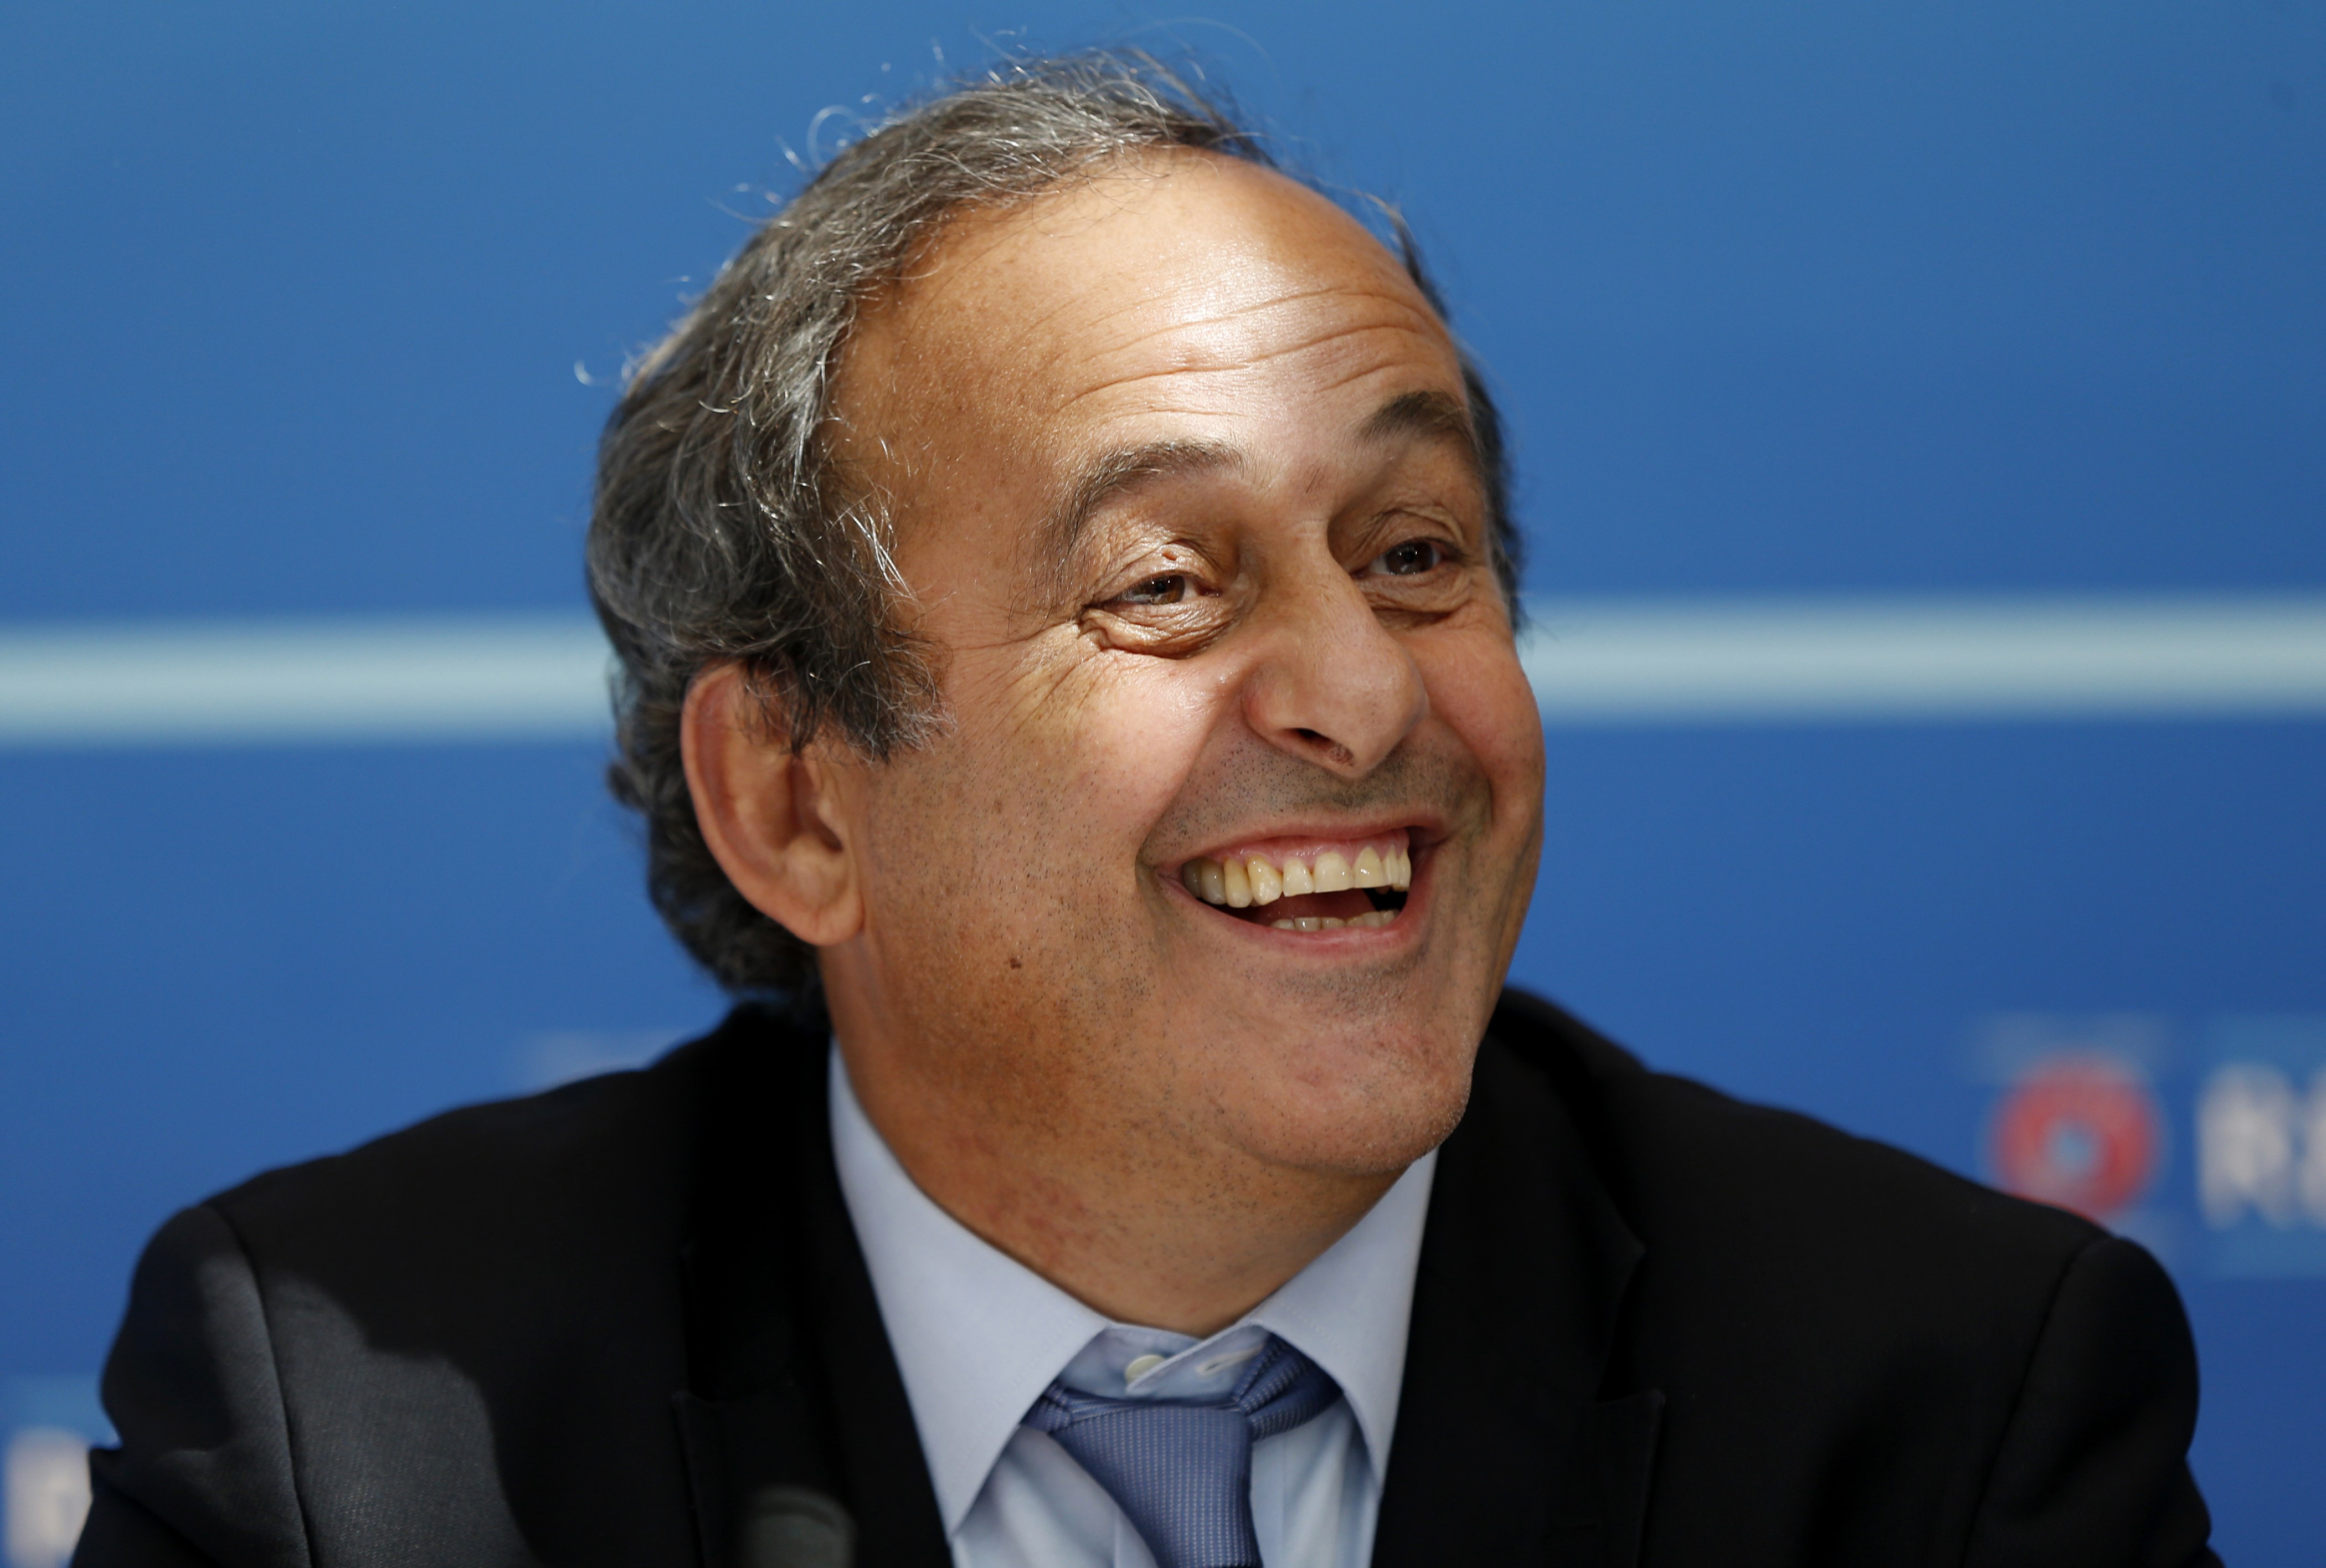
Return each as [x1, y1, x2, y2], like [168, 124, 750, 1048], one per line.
[1207, 1004, 1482, 1177]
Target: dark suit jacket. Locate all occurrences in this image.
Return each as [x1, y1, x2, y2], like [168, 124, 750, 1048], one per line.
[75, 990, 2216, 1567]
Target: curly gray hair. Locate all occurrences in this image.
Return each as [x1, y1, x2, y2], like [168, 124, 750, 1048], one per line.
[585, 50, 1518, 998]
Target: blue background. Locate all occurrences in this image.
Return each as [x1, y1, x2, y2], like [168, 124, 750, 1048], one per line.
[3, 2, 2322, 1559]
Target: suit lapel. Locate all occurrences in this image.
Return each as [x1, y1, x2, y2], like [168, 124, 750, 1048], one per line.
[1371, 1018, 1661, 1568]
[672, 1005, 950, 1568]
[795, 1110, 954, 1568]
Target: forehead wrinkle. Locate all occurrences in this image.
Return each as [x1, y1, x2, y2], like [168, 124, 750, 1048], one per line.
[1064, 357, 1457, 439]
[1062, 279, 1381, 349]
[1055, 320, 1452, 414]
[1051, 280, 1442, 377]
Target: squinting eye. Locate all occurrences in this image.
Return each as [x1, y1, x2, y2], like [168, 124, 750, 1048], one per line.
[1118, 573, 1194, 605]
[1373, 540, 1444, 577]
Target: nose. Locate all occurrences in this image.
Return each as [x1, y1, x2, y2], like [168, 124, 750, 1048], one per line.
[1240, 566, 1428, 777]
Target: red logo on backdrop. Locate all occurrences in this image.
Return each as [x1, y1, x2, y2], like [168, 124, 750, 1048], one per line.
[1988, 1055, 2162, 1221]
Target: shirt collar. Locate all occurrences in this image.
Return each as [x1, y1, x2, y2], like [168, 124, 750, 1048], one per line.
[1246, 1141, 1434, 1483]
[828, 1041, 1436, 1536]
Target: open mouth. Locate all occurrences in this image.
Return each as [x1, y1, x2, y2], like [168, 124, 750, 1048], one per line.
[1177, 834, 1414, 932]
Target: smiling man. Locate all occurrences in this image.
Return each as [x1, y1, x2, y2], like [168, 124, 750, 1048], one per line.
[79, 54, 2214, 1568]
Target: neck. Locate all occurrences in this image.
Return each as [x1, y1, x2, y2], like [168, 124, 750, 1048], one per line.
[826, 985, 1399, 1338]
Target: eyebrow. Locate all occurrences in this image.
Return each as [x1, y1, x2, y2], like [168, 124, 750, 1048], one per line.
[1360, 387, 1478, 454]
[1043, 438, 1247, 557]
[1043, 388, 1482, 556]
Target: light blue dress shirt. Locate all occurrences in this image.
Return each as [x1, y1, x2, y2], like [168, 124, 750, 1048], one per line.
[828, 1046, 1437, 1568]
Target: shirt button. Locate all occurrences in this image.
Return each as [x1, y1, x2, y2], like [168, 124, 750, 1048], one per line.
[1124, 1354, 1167, 1385]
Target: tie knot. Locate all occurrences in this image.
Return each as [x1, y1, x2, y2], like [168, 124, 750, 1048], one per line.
[1226, 1336, 1341, 1440]
[1023, 1334, 1342, 1568]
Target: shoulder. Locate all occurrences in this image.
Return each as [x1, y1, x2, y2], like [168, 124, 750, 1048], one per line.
[1481, 986, 2106, 1307]
[207, 1026, 713, 1293]
[85, 1006, 811, 1567]
[1476, 989, 2213, 1562]
[184, 1001, 837, 1335]
[139, 1012, 752, 1404]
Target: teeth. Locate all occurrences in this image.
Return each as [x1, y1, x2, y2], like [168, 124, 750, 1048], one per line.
[1181, 845, 1410, 907]
[1272, 909, 1399, 932]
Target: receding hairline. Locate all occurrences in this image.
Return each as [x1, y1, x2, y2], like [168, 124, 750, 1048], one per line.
[825, 146, 1458, 518]
[830, 144, 1430, 399]
[857, 144, 1362, 311]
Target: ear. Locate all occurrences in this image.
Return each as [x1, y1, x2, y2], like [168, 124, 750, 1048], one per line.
[681, 662, 865, 947]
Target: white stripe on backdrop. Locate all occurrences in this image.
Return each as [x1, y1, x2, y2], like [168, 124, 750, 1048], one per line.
[1517, 597, 2326, 720]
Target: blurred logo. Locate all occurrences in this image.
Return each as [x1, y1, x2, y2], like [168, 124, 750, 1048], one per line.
[2198, 1065, 2326, 1227]
[1969, 1013, 2326, 1276]
[1987, 1053, 2163, 1222]
[2198, 1017, 2326, 1277]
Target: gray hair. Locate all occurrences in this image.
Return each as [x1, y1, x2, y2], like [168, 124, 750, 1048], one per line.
[585, 50, 1518, 998]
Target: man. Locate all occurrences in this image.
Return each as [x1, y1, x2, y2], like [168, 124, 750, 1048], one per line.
[77, 54, 2215, 1568]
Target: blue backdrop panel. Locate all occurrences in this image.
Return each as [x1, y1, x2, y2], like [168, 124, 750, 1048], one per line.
[3, 2, 2321, 1562]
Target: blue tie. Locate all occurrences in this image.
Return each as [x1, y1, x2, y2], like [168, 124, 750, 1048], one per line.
[1022, 1335, 1342, 1568]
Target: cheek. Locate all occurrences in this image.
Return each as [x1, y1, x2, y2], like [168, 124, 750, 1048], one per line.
[866, 648, 1223, 931]
[1420, 635, 1546, 823]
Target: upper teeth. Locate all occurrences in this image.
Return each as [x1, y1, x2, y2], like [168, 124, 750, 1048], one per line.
[1179, 845, 1413, 908]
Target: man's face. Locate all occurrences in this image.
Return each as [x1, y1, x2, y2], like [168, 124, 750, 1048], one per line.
[823, 151, 1544, 1183]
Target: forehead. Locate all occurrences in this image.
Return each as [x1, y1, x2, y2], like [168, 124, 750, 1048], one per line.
[833, 151, 1465, 467]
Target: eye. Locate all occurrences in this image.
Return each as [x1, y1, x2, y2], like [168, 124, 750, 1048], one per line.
[1369, 539, 1445, 578]
[1116, 572, 1197, 605]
